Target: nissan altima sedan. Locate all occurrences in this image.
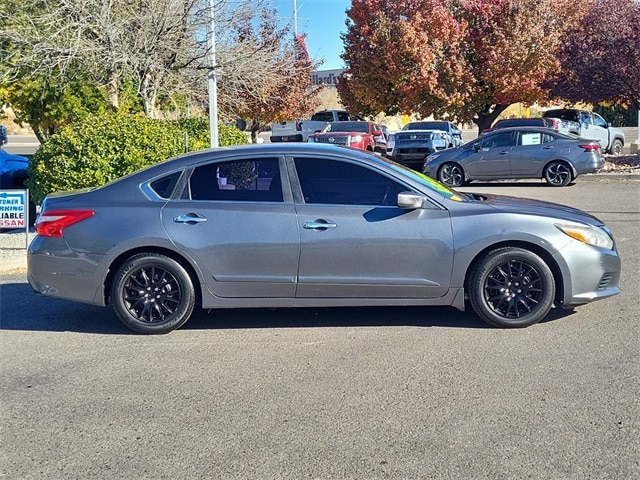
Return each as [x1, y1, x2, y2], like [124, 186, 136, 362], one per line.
[424, 127, 604, 187]
[28, 143, 621, 334]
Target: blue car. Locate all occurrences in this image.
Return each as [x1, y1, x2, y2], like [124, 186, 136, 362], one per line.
[0, 147, 29, 190]
[1, 147, 36, 228]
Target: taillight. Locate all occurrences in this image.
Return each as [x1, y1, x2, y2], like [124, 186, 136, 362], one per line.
[579, 144, 601, 152]
[35, 209, 95, 237]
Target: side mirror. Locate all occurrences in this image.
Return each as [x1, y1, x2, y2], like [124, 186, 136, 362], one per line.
[398, 192, 427, 209]
[473, 143, 481, 152]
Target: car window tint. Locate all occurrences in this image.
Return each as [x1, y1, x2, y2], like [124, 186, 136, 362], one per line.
[150, 172, 181, 198]
[311, 111, 334, 122]
[189, 158, 282, 202]
[481, 132, 513, 148]
[592, 114, 607, 128]
[294, 157, 406, 206]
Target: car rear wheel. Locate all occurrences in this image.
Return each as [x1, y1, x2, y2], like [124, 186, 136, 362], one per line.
[608, 139, 623, 156]
[111, 253, 195, 334]
[438, 162, 465, 187]
[544, 161, 572, 186]
[468, 247, 555, 328]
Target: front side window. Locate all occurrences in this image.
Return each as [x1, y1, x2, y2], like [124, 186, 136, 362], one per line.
[294, 157, 407, 206]
[592, 114, 608, 128]
[481, 132, 513, 148]
[189, 158, 282, 202]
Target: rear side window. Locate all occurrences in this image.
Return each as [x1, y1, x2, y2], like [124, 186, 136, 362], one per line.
[150, 172, 182, 199]
[189, 158, 282, 202]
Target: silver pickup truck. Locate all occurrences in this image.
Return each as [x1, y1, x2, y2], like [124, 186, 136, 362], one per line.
[543, 109, 625, 155]
[271, 110, 363, 143]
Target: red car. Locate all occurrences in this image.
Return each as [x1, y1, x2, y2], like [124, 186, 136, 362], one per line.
[308, 121, 385, 154]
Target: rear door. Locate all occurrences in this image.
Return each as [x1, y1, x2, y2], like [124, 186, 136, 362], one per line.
[161, 156, 300, 299]
[510, 130, 557, 176]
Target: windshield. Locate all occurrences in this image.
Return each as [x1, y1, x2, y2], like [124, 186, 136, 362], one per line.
[375, 156, 468, 202]
[324, 122, 369, 133]
[403, 121, 448, 131]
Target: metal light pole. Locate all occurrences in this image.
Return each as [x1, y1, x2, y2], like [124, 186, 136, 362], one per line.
[207, 0, 219, 148]
[293, 0, 298, 36]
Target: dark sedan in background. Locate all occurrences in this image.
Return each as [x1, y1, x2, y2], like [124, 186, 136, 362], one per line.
[28, 143, 620, 334]
[424, 127, 604, 187]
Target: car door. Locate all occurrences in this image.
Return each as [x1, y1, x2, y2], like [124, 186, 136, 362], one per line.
[579, 112, 609, 147]
[509, 130, 557, 176]
[464, 131, 514, 179]
[290, 156, 454, 299]
[161, 157, 300, 298]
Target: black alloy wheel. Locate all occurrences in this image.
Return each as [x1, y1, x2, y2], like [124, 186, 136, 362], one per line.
[438, 162, 465, 187]
[469, 247, 555, 328]
[544, 161, 572, 186]
[111, 253, 195, 334]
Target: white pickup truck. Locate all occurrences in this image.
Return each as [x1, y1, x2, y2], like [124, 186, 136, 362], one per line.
[270, 110, 364, 143]
[543, 109, 625, 155]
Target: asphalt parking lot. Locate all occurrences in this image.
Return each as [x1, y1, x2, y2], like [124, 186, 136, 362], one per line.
[1, 177, 639, 479]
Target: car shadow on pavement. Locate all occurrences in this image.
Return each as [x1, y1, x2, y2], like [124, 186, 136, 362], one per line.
[1, 280, 578, 334]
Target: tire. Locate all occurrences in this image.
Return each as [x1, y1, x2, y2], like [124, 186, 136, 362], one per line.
[468, 247, 555, 328]
[438, 162, 465, 187]
[111, 253, 195, 334]
[608, 138, 623, 156]
[544, 161, 572, 187]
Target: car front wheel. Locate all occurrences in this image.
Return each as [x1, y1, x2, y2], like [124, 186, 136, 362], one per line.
[544, 161, 572, 186]
[111, 253, 196, 334]
[438, 162, 465, 187]
[468, 247, 555, 328]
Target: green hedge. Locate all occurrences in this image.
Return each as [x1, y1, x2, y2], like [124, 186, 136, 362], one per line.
[27, 114, 248, 204]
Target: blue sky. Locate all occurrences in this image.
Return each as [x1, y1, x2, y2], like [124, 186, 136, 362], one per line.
[273, 0, 351, 70]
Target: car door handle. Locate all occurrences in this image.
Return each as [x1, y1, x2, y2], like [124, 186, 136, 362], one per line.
[173, 213, 208, 224]
[303, 219, 337, 231]
[542, 146, 554, 150]
[499, 150, 510, 155]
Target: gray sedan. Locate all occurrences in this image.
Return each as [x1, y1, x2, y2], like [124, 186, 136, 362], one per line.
[424, 127, 604, 187]
[28, 143, 620, 334]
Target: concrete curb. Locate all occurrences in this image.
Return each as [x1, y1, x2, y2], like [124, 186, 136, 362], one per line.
[0, 256, 27, 274]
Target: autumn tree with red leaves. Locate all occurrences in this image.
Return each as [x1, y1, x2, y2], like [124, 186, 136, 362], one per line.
[549, 0, 640, 113]
[339, 0, 579, 132]
[219, 8, 322, 142]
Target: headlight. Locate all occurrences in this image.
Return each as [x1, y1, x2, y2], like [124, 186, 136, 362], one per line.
[555, 223, 614, 249]
[350, 135, 363, 143]
[307, 137, 315, 143]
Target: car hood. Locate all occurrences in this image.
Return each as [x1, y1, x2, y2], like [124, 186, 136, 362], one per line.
[470, 192, 604, 226]
[313, 131, 364, 137]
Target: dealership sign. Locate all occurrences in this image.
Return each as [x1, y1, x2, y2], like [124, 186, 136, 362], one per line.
[0, 189, 27, 229]
[311, 69, 345, 87]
